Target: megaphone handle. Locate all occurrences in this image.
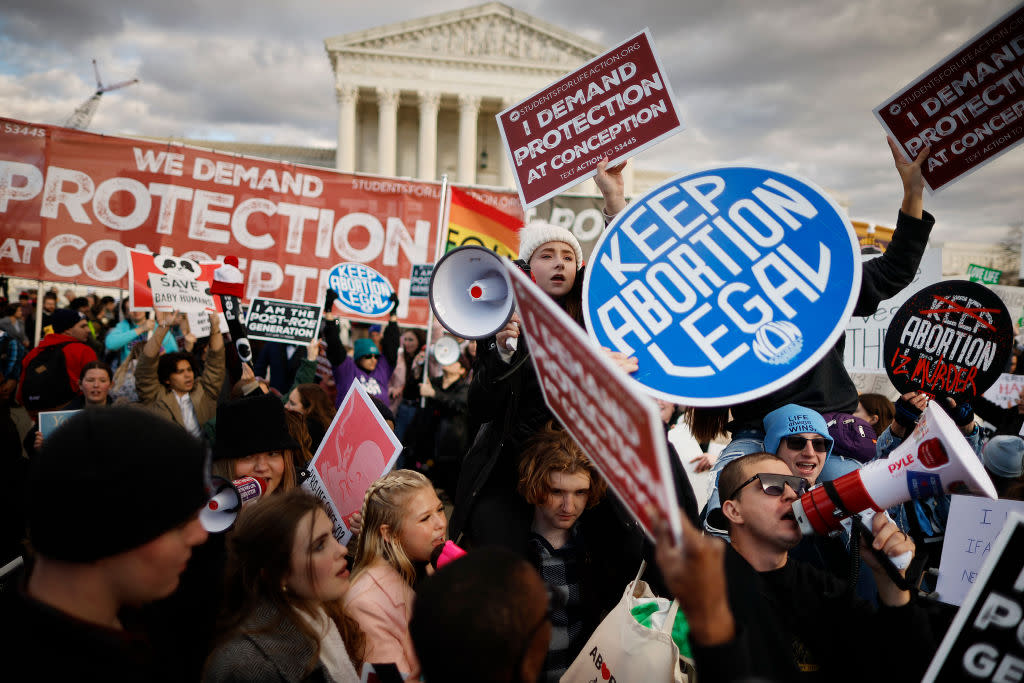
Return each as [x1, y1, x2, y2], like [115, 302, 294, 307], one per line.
[850, 515, 912, 592]
[506, 336, 517, 352]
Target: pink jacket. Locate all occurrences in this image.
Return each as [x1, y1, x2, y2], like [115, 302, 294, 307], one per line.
[343, 562, 420, 677]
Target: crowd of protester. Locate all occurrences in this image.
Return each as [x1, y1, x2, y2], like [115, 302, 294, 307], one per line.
[2, 142, 1024, 682]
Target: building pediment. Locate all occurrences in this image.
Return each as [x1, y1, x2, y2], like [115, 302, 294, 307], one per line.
[325, 2, 603, 70]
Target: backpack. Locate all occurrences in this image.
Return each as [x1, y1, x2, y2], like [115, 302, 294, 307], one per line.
[21, 341, 77, 410]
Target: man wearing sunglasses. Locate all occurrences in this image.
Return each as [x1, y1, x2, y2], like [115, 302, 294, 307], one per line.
[714, 452, 939, 681]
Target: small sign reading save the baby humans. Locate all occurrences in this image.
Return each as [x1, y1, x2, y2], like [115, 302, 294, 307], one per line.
[244, 297, 323, 345]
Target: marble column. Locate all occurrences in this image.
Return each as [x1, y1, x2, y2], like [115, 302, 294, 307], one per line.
[457, 94, 481, 184]
[499, 97, 516, 188]
[335, 84, 358, 172]
[417, 91, 441, 180]
[376, 87, 400, 177]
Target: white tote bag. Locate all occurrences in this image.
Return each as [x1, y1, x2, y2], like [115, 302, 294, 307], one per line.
[560, 562, 688, 683]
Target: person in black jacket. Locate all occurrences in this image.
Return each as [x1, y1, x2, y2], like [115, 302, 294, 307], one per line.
[710, 452, 944, 681]
[689, 138, 938, 532]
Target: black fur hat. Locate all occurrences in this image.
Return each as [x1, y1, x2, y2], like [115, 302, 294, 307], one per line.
[213, 393, 300, 461]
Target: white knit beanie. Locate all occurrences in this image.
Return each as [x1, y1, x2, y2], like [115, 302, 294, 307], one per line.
[517, 221, 584, 269]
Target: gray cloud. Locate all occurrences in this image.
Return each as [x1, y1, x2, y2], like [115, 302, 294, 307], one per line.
[2, 0, 1021, 245]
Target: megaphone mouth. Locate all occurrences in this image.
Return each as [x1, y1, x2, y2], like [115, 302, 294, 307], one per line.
[429, 245, 515, 340]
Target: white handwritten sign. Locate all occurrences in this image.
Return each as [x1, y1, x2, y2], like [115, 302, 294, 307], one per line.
[936, 494, 1024, 606]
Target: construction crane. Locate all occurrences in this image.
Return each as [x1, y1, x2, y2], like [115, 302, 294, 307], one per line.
[63, 59, 139, 130]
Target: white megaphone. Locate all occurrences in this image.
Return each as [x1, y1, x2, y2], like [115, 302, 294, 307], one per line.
[793, 403, 997, 537]
[429, 246, 516, 349]
[199, 475, 267, 533]
[432, 335, 462, 366]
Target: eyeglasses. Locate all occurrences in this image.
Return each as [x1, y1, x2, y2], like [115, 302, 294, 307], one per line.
[783, 436, 830, 453]
[726, 473, 810, 501]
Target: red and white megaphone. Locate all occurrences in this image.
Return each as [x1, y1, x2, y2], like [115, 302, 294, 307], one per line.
[429, 246, 517, 350]
[200, 475, 267, 533]
[793, 403, 997, 537]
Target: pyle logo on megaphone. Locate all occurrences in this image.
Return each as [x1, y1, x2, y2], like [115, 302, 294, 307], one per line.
[792, 403, 997, 537]
[429, 246, 516, 342]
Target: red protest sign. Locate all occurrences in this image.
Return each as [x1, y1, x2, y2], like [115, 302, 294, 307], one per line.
[0, 116, 443, 326]
[128, 249, 221, 312]
[497, 29, 684, 208]
[504, 262, 681, 542]
[301, 381, 403, 545]
[874, 5, 1024, 191]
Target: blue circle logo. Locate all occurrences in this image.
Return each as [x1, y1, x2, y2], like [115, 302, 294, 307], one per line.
[583, 166, 861, 406]
[328, 263, 394, 317]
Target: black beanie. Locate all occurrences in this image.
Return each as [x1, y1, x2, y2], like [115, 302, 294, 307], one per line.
[28, 407, 209, 562]
[213, 393, 300, 461]
[51, 308, 84, 333]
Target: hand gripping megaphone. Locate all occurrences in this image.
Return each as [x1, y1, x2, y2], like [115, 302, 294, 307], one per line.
[792, 403, 997, 537]
[199, 475, 267, 533]
[429, 246, 516, 348]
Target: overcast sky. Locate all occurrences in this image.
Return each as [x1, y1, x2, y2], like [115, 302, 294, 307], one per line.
[2, 0, 1021, 244]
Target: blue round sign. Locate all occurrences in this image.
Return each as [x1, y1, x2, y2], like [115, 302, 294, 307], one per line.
[328, 263, 394, 317]
[583, 166, 861, 406]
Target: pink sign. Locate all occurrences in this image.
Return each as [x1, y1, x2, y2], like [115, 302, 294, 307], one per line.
[302, 381, 402, 544]
[505, 262, 681, 543]
[874, 5, 1024, 191]
[497, 29, 684, 208]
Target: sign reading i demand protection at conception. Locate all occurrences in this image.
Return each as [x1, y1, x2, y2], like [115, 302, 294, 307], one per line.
[874, 4, 1024, 192]
[584, 166, 861, 407]
[497, 29, 684, 208]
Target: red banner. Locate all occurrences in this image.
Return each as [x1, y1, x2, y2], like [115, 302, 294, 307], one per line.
[874, 5, 1024, 191]
[0, 117, 443, 326]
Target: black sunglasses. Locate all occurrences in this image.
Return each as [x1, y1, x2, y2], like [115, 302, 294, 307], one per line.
[784, 435, 830, 453]
[726, 472, 810, 501]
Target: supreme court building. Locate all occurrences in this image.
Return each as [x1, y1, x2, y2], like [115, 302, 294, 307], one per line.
[323, 2, 642, 195]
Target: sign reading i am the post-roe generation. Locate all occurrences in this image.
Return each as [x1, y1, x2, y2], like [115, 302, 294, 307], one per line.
[874, 4, 1024, 192]
[583, 166, 861, 407]
[245, 297, 323, 345]
[496, 29, 684, 209]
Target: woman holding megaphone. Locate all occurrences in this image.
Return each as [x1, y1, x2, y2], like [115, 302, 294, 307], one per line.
[450, 159, 641, 549]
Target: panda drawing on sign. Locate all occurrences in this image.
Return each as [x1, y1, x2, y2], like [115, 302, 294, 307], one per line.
[157, 255, 201, 281]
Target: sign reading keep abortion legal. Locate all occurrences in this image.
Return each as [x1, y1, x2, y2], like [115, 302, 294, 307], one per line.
[497, 29, 684, 208]
[583, 166, 861, 406]
[328, 262, 395, 318]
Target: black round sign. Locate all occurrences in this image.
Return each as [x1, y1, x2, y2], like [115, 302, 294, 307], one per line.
[883, 280, 1012, 402]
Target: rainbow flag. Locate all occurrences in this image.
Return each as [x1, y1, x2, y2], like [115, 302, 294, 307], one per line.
[445, 187, 523, 259]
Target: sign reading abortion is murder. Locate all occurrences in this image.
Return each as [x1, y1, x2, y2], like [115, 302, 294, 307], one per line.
[884, 280, 1012, 402]
[497, 29, 683, 208]
[328, 262, 395, 318]
[584, 166, 860, 406]
[923, 512, 1024, 682]
[245, 297, 323, 345]
[875, 4, 1024, 192]
[506, 262, 682, 544]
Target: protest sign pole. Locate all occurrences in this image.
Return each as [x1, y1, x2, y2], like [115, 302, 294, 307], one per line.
[421, 174, 450, 408]
[34, 280, 44, 342]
